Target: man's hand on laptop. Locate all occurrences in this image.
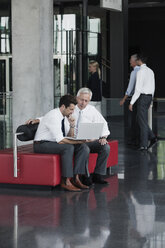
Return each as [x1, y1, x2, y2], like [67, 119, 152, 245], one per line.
[85, 139, 97, 143]
[99, 137, 108, 145]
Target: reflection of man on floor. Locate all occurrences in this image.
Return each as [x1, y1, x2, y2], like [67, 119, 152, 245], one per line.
[125, 151, 156, 246]
[127, 190, 155, 247]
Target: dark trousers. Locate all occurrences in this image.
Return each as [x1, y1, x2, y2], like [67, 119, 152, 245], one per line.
[34, 142, 89, 178]
[128, 102, 140, 145]
[125, 100, 139, 145]
[137, 94, 155, 147]
[86, 141, 110, 175]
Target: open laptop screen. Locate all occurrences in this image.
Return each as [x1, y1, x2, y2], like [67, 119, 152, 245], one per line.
[66, 123, 104, 140]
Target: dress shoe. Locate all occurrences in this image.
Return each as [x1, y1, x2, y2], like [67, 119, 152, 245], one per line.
[71, 178, 89, 190]
[138, 146, 148, 151]
[126, 141, 137, 146]
[92, 174, 109, 185]
[60, 179, 81, 192]
[81, 175, 94, 186]
[148, 137, 158, 149]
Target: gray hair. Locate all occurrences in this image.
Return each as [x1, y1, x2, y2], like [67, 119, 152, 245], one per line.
[131, 54, 138, 61]
[77, 87, 92, 100]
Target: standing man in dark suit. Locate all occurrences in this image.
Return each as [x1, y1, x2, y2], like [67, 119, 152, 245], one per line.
[129, 54, 157, 151]
[120, 54, 140, 146]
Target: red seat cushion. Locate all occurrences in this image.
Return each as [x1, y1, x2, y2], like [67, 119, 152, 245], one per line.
[107, 140, 118, 168]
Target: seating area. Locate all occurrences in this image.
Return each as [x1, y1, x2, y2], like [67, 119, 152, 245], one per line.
[0, 140, 118, 187]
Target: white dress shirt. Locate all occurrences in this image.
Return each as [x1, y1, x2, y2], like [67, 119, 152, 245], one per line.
[130, 64, 155, 105]
[34, 108, 70, 143]
[73, 105, 110, 137]
[125, 66, 140, 96]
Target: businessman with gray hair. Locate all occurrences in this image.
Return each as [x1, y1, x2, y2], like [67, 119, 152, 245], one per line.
[75, 87, 110, 185]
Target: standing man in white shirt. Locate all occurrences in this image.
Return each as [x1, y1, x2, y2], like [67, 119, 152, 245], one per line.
[129, 54, 157, 151]
[120, 54, 140, 146]
[75, 88, 110, 185]
[33, 94, 90, 192]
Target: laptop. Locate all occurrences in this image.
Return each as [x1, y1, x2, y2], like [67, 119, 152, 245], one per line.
[66, 123, 104, 140]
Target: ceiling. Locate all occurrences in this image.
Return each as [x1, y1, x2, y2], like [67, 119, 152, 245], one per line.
[1, 0, 165, 12]
[128, 0, 165, 8]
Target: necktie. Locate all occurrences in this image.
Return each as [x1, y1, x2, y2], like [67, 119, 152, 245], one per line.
[75, 111, 82, 136]
[76, 111, 82, 128]
[61, 118, 65, 137]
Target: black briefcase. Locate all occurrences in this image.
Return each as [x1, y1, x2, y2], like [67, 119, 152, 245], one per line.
[16, 123, 39, 141]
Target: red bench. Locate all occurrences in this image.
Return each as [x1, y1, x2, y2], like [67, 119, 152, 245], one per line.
[0, 140, 118, 186]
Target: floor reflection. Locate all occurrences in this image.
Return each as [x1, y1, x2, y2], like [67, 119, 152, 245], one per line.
[1, 141, 165, 247]
[0, 176, 118, 248]
[156, 140, 165, 180]
[124, 151, 156, 247]
[122, 142, 165, 248]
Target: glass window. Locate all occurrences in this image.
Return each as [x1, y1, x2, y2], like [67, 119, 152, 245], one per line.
[88, 18, 101, 33]
[88, 18, 101, 55]
[54, 14, 76, 55]
[0, 17, 11, 54]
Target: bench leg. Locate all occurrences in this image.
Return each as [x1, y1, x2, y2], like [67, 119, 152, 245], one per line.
[13, 132, 24, 178]
[107, 166, 117, 176]
[107, 167, 111, 175]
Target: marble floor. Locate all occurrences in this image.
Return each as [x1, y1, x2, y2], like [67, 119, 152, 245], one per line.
[0, 138, 165, 248]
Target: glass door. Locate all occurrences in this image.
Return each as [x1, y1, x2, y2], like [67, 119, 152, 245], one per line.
[0, 56, 12, 116]
[0, 55, 12, 149]
[53, 55, 65, 108]
[54, 14, 78, 96]
[53, 14, 101, 101]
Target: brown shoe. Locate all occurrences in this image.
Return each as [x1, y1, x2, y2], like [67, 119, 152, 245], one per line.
[61, 178, 81, 192]
[72, 177, 89, 190]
